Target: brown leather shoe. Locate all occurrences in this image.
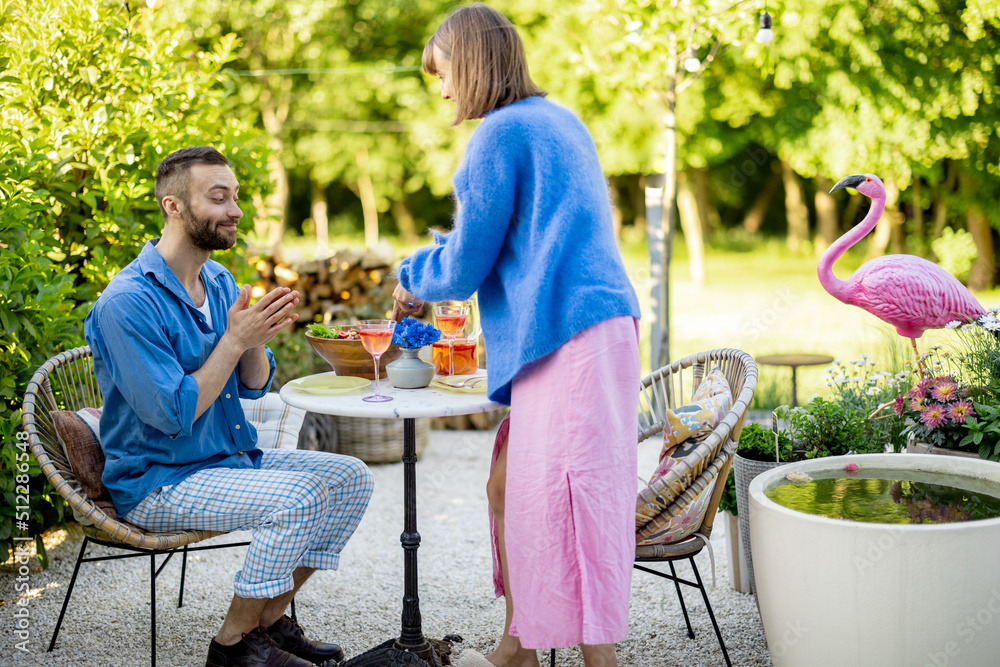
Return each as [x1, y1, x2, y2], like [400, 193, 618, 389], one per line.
[266, 615, 345, 664]
[206, 626, 314, 666]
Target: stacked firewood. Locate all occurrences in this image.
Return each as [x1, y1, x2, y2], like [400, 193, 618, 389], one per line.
[253, 246, 398, 328]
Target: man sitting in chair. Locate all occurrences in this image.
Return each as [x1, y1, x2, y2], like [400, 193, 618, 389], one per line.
[84, 146, 373, 667]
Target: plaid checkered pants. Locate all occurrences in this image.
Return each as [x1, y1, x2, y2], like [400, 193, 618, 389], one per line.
[125, 449, 374, 599]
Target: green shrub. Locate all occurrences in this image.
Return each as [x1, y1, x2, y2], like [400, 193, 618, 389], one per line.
[735, 421, 793, 462]
[931, 228, 978, 284]
[0, 0, 270, 565]
[721, 421, 793, 515]
[775, 398, 886, 459]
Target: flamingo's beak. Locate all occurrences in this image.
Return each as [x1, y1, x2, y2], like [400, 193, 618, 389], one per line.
[830, 175, 866, 193]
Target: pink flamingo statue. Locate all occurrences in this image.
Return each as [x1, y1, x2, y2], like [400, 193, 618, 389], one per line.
[821, 173, 986, 372]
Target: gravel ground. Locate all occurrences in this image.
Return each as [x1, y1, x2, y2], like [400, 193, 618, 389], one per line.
[2, 428, 771, 666]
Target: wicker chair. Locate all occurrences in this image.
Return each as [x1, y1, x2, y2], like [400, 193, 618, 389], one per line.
[21, 345, 296, 666]
[631, 348, 757, 667]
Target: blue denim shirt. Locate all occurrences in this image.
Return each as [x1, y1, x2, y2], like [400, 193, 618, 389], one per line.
[84, 240, 274, 516]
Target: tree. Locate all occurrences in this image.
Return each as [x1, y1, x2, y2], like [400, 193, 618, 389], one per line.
[572, 0, 760, 368]
[0, 0, 269, 563]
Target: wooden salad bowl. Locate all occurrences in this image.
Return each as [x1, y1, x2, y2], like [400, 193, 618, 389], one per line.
[305, 327, 401, 379]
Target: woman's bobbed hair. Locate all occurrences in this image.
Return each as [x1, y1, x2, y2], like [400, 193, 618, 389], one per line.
[422, 3, 546, 125]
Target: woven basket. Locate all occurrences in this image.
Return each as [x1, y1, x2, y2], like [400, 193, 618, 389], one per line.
[331, 415, 430, 464]
[734, 453, 784, 596]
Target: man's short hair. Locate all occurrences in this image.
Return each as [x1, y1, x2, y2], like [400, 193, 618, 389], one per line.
[154, 146, 230, 219]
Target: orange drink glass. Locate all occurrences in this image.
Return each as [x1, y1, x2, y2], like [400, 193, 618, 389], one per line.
[432, 340, 478, 376]
[433, 302, 469, 376]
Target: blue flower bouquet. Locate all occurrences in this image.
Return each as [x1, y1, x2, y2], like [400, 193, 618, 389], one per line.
[392, 317, 442, 350]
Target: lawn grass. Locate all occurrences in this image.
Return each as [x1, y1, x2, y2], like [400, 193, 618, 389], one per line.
[281, 226, 1000, 411]
[620, 229, 1000, 408]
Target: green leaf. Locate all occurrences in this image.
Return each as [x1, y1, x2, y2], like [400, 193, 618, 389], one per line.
[35, 532, 47, 569]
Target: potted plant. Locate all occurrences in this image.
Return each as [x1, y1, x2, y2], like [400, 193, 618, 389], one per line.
[749, 452, 1000, 666]
[879, 324, 1000, 461]
[735, 355, 901, 595]
[385, 317, 441, 389]
[732, 421, 792, 594]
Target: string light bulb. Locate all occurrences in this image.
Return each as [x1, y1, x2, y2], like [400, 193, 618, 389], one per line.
[756, 11, 774, 43]
[683, 48, 701, 73]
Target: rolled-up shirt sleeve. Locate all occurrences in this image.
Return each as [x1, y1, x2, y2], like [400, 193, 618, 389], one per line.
[92, 292, 198, 438]
[237, 346, 275, 399]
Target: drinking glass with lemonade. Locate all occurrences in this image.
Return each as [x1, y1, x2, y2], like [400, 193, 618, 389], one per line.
[432, 297, 480, 375]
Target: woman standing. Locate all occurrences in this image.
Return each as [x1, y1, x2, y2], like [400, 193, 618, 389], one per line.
[394, 5, 640, 666]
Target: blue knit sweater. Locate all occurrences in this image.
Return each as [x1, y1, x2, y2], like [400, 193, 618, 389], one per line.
[397, 96, 640, 405]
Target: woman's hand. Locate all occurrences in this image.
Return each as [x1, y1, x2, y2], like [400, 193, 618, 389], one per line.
[391, 283, 424, 321]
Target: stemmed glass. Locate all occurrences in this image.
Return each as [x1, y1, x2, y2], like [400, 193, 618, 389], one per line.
[357, 319, 396, 402]
[434, 301, 469, 376]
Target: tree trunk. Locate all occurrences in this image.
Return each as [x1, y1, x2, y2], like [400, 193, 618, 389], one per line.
[866, 176, 902, 260]
[608, 177, 623, 240]
[260, 140, 288, 252]
[911, 176, 925, 257]
[392, 198, 418, 244]
[888, 178, 905, 255]
[632, 175, 647, 237]
[814, 176, 838, 254]
[742, 171, 781, 234]
[259, 89, 291, 253]
[355, 146, 379, 249]
[931, 162, 957, 262]
[651, 40, 678, 371]
[782, 161, 809, 253]
[694, 167, 717, 240]
[311, 179, 329, 259]
[677, 167, 706, 284]
[963, 173, 995, 290]
[840, 191, 862, 231]
[967, 206, 994, 290]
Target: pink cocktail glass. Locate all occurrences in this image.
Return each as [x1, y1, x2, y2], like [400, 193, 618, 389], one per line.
[357, 319, 396, 402]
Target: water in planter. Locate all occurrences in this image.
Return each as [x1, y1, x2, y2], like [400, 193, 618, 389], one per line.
[766, 470, 1000, 524]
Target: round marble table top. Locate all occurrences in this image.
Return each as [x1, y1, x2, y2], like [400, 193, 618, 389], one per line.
[279, 370, 504, 419]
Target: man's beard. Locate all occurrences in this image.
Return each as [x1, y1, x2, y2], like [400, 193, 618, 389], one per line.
[182, 207, 236, 251]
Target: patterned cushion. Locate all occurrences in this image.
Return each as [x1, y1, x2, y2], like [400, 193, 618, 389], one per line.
[240, 393, 306, 450]
[49, 396, 302, 528]
[51, 408, 119, 522]
[647, 368, 732, 486]
[637, 476, 718, 546]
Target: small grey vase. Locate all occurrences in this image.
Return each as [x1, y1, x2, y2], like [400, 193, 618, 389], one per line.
[386, 348, 435, 389]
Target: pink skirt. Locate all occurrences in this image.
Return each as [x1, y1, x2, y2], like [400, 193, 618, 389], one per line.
[491, 316, 639, 648]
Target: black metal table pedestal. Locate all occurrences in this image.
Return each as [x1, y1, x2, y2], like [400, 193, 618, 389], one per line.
[342, 418, 456, 667]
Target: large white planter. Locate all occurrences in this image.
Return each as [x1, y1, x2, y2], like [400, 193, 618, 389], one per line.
[749, 454, 1000, 667]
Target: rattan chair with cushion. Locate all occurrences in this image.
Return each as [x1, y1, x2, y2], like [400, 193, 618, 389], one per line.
[632, 348, 757, 667]
[22, 345, 301, 666]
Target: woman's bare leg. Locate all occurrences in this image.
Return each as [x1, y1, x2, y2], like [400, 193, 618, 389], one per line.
[485, 435, 539, 667]
[581, 644, 617, 667]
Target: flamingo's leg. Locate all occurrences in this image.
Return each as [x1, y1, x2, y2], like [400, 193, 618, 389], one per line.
[909, 337, 927, 378]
